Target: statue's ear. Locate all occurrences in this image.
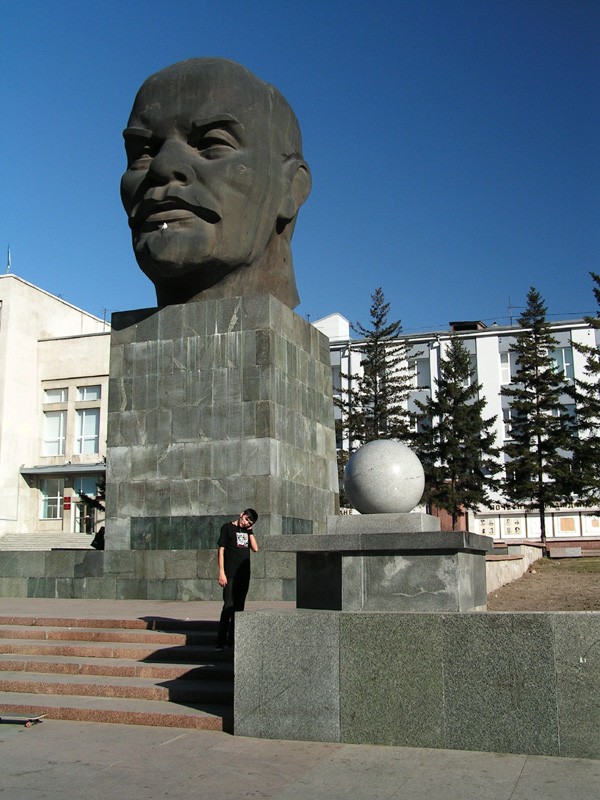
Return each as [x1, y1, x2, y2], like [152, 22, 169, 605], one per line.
[277, 158, 312, 232]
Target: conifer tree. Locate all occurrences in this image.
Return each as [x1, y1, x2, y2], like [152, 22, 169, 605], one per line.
[336, 287, 415, 450]
[501, 287, 575, 545]
[570, 272, 600, 501]
[335, 288, 416, 507]
[414, 334, 499, 530]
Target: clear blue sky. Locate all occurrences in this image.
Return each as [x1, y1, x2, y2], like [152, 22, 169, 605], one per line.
[1, 0, 598, 333]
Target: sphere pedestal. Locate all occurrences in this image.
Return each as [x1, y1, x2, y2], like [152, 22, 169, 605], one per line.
[267, 513, 492, 613]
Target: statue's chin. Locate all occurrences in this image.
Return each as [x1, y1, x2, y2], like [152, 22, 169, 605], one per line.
[136, 248, 250, 305]
[134, 225, 216, 274]
[140, 257, 201, 281]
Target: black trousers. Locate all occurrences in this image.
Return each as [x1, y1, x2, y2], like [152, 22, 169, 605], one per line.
[216, 560, 250, 646]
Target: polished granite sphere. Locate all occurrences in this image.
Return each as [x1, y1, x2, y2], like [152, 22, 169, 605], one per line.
[343, 440, 425, 514]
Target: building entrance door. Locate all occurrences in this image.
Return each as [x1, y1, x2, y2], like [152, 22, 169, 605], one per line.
[73, 502, 95, 534]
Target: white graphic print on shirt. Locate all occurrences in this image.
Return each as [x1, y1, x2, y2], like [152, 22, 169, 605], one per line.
[236, 530, 249, 548]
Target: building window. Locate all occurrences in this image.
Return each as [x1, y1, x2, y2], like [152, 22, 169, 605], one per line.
[462, 354, 477, 388]
[44, 388, 67, 403]
[77, 385, 101, 401]
[74, 477, 99, 496]
[500, 352, 511, 384]
[550, 347, 574, 380]
[503, 408, 515, 440]
[40, 478, 63, 519]
[76, 408, 100, 454]
[409, 358, 430, 389]
[331, 365, 342, 397]
[42, 410, 66, 456]
[552, 403, 578, 432]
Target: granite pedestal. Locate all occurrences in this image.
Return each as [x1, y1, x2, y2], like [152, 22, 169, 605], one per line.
[235, 609, 600, 759]
[105, 295, 338, 550]
[266, 513, 493, 612]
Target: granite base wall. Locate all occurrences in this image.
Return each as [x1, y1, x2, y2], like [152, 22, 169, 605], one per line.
[235, 609, 600, 760]
[0, 549, 295, 601]
[106, 296, 338, 548]
[296, 551, 488, 611]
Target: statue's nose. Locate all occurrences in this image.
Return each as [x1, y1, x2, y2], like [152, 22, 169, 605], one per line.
[148, 141, 195, 186]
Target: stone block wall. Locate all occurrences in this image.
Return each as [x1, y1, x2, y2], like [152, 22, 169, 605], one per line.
[235, 609, 600, 760]
[0, 549, 295, 601]
[106, 296, 338, 549]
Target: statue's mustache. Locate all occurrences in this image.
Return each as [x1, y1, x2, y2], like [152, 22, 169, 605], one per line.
[129, 195, 221, 230]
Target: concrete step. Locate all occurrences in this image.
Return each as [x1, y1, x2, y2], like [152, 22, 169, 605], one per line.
[0, 614, 233, 730]
[0, 625, 215, 646]
[0, 671, 234, 704]
[0, 616, 219, 631]
[0, 638, 232, 662]
[0, 533, 93, 551]
[0, 691, 232, 730]
[0, 653, 233, 681]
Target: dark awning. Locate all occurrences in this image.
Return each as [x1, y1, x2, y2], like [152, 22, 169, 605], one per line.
[20, 463, 105, 477]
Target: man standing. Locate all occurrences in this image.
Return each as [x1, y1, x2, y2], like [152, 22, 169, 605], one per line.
[216, 509, 258, 650]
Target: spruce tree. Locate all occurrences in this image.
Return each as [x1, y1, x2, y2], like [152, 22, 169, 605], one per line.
[570, 272, 600, 502]
[336, 287, 415, 450]
[414, 334, 499, 530]
[501, 287, 575, 545]
[335, 288, 416, 508]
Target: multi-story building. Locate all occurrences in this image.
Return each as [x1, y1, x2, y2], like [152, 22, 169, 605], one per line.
[0, 275, 110, 549]
[314, 312, 600, 545]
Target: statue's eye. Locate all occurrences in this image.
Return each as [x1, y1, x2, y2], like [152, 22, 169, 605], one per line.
[126, 139, 159, 170]
[190, 128, 238, 159]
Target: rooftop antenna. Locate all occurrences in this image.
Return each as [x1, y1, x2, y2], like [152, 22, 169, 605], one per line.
[508, 296, 525, 325]
[6, 245, 11, 274]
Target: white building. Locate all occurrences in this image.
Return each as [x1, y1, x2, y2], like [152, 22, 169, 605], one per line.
[0, 275, 110, 549]
[314, 312, 600, 546]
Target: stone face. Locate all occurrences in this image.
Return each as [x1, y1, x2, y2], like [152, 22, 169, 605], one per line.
[442, 613, 559, 756]
[121, 58, 310, 311]
[339, 613, 445, 747]
[235, 610, 340, 742]
[553, 612, 600, 759]
[234, 609, 600, 759]
[326, 512, 440, 536]
[0, 550, 292, 602]
[105, 296, 338, 548]
[294, 551, 488, 612]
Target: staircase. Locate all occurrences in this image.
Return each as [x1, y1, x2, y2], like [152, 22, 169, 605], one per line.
[0, 532, 94, 550]
[0, 615, 233, 730]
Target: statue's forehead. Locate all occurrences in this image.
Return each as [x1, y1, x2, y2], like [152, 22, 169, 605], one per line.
[136, 64, 266, 110]
[130, 70, 270, 133]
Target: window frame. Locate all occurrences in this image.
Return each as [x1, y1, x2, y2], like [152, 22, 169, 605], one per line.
[75, 407, 100, 454]
[40, 478, 64, 519]
[42, 409, 67, 456]
[77, 385, 101, 402]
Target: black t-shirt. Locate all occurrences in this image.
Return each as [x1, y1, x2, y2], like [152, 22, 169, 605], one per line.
[218, 522, 252, 576]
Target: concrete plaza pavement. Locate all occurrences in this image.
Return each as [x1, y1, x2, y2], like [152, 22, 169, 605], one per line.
[1, 718, 599, 800]
[1, 598, 600, 799]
